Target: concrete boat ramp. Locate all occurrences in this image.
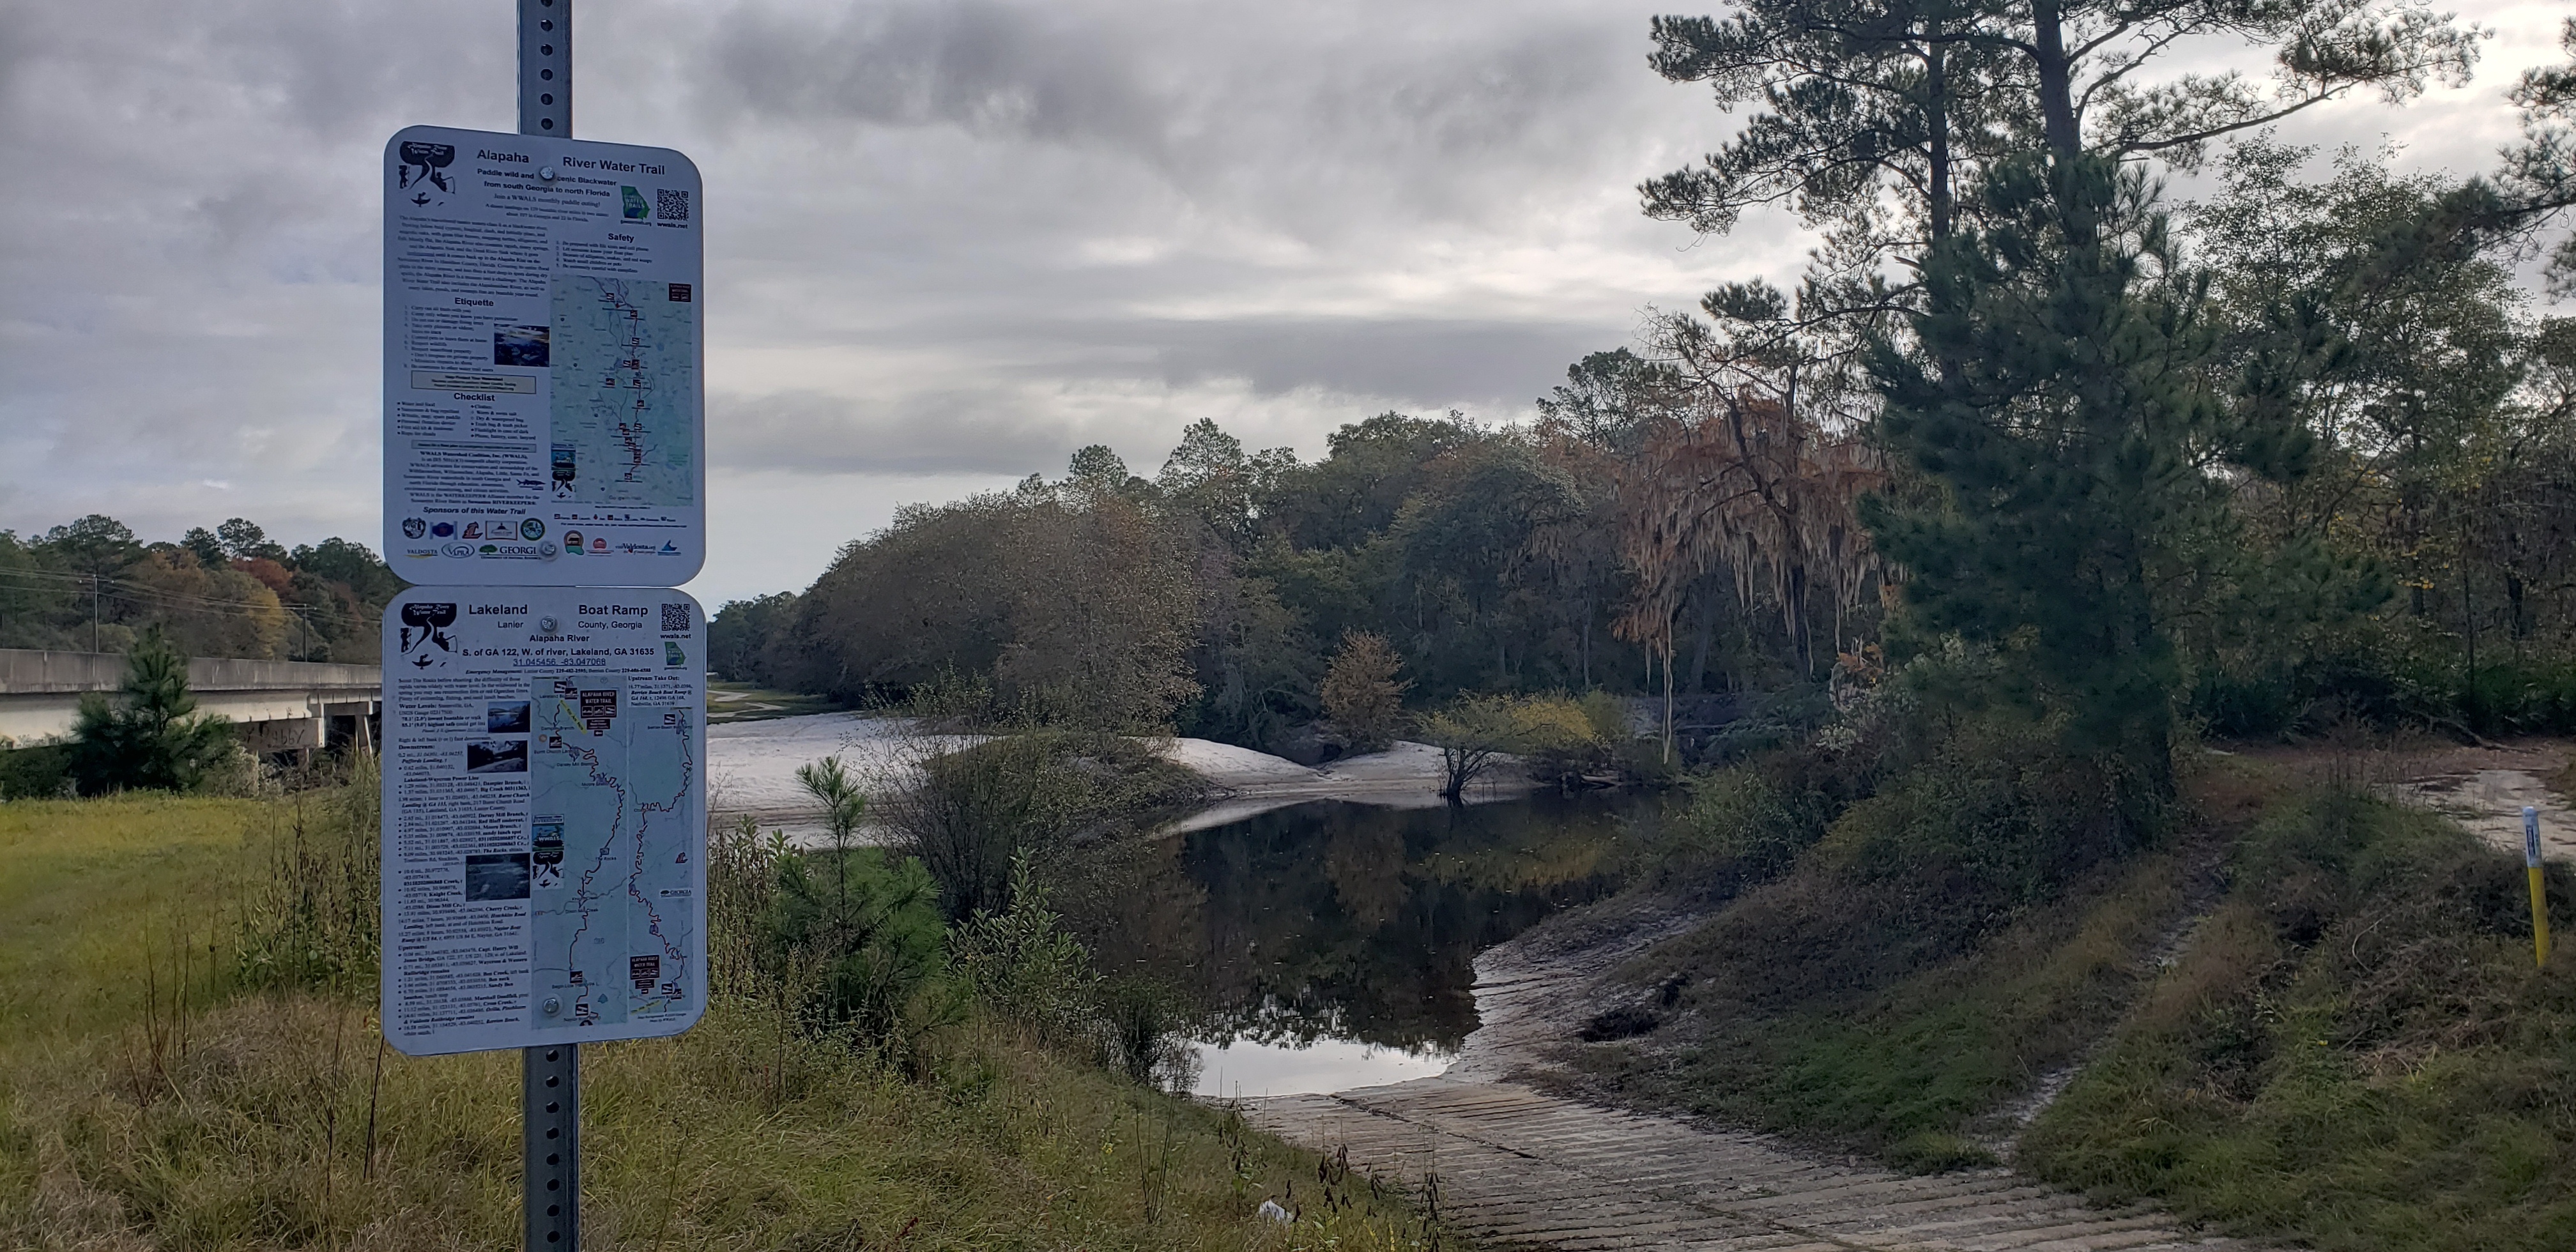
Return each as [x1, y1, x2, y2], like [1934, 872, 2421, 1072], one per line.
[1237, 892, 2262, 1251]
[1247, 1080, 2257, 1251]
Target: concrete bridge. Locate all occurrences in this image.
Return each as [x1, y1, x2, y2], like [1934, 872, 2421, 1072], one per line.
[0, 648, 381, 758]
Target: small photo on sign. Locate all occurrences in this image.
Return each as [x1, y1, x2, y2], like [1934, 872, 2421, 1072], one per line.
[463, 853, 532, 901]
[487, 700, 532, 734]
[465, 738, 528, 774]
[531, 818, 565, 890]
[493, 324, 550, 367]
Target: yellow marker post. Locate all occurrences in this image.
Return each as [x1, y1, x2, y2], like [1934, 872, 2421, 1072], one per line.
[2526, 806, 2550, 968]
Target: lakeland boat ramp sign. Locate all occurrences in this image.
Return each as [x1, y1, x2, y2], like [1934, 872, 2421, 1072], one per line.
[378, 586, 707, 1057]
[383, 125, 705, 588]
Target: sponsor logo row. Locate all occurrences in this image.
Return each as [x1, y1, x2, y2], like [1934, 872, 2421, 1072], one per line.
[401, 515, 683, 562]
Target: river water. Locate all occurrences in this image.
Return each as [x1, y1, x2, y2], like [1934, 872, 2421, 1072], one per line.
[706, 715, 1659, 1097]
[1102, 795, 1659, 1098]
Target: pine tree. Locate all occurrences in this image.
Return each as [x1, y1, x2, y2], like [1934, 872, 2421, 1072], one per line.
[66, 629, 236, 793]
[1861, 155, 2248, 816]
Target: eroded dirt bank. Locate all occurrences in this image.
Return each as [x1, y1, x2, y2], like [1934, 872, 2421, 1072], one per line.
[1239, 738, 2576, 1250]
[1242, 894, 2263, 1249]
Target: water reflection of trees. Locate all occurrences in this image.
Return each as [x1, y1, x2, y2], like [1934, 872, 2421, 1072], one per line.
[1073, 797, 1650, 1051]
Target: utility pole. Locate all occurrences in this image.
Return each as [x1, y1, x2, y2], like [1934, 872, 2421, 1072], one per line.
[91, 574, 100, 652]
[517, 10, 577, 1251]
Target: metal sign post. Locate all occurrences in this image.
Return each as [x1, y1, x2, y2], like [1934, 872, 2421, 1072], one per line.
[519, 0, 570, 136]
[525, 1042, 579, 1249]
[383, 6, 708, 1249]
[521, 5, 574, 1247]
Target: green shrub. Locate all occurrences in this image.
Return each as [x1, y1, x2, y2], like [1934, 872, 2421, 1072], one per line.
[1652, 765, 1829, 889]
[0, 742, 70, 799]
[65, 630, 236, 795]
[882, 730, 1206, 920]
[1098, 973, 1200, 1091]
[949, 854, 1101, 1048]
[761, 844, 961, 1067]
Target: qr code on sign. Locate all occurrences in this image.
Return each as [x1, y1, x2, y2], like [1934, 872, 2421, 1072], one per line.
[655, 188, 689, 221]
[661, 602, 692, 633]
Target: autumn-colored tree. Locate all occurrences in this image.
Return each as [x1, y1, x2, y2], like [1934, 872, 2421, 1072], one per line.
[1319, 631, 1409, 751]
[1613, 386, 1884, 756]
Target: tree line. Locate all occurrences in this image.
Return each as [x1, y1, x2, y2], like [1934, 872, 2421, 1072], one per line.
[0, 515, 401, 664]
[712, 404, 1848, 751]
[716, 9, 2576, 800]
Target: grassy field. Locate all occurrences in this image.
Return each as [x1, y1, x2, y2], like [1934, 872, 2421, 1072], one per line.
[0, 790, 1446, 1251]
[2021, 788, 2576, 1251]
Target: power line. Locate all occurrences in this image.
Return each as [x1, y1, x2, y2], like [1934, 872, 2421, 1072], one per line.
[0, 567, 382, 621]
[0, 566, 386, 660]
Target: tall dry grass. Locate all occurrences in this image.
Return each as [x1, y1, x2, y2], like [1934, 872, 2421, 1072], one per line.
[1, 772, 1454, 1252]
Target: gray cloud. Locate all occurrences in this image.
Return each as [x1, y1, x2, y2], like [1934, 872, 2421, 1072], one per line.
[716, 388, 1080, 476]
[712, 315, 1618, 477]
[0, 0, 2561, 606]
[1118, 317, 1618, 406]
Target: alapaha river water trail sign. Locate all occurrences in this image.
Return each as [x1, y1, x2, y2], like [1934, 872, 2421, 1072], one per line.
[377, 125, 712, 1058]
[382, 125, 705, 589]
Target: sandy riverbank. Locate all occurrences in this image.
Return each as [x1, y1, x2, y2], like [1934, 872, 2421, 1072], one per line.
[708, 712, 1529, 839]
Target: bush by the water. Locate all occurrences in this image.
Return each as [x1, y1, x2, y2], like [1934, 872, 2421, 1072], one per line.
[877, 729, 1208, 920]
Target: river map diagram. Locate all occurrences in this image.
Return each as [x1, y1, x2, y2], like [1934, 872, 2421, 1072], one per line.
[548, 274, 698, 508]
[528, 675, 699, 1030]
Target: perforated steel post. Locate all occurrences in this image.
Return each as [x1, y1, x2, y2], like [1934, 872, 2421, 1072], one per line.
[519, 13, 576, 1247]
[523, 1043, 579, 1249]
[518, 0, 570, 137]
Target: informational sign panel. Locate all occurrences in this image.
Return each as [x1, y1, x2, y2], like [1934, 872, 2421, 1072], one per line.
[379, 585, 707, 1057]
[383, 125, 704, 586]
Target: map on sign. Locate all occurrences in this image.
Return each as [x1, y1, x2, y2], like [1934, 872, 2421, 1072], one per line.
[548, 275, 698, 508]
[528, 675, 700, 1031]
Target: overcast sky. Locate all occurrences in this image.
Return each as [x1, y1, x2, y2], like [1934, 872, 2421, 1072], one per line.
[1, 0, 2567, 605]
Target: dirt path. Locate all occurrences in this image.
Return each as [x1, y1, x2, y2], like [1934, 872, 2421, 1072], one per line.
[2373, 741, 2576, 862]
[1241, 895, 2258, 1251]
[2227, 736, 2576, 862]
